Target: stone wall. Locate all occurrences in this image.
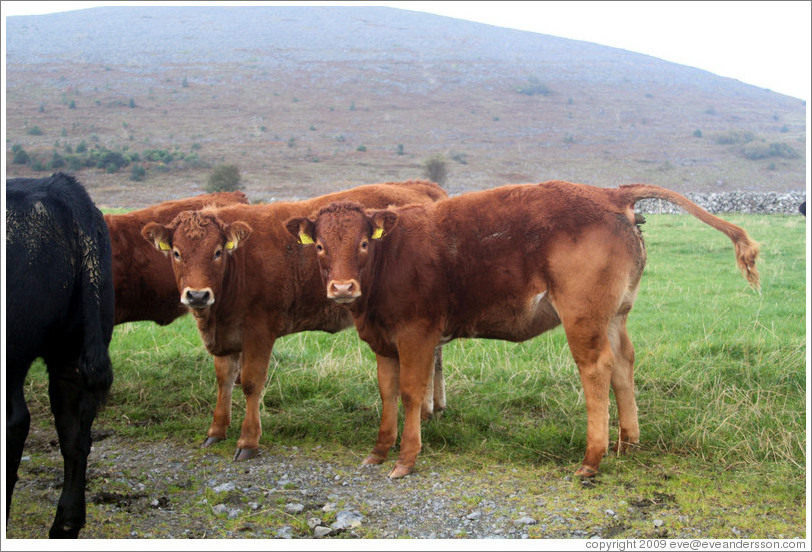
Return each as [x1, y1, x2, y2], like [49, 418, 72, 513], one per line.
[635, 191, 807, 214]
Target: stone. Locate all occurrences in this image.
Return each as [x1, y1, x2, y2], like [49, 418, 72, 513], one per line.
[515, 516, 537, 525]
[284, 502, 305, 514]
[314, 526, 332, 538]
[331, 510, 363, 531]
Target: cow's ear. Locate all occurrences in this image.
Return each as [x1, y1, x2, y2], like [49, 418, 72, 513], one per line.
[284, 217, 317, 245]
[224, 221, 252, 253]
[370, 210, 398, 240]
[142, 222, 173, 255]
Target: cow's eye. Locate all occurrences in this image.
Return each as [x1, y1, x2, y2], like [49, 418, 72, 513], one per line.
[360, 240, 368, 250]
[173, 249, 181, 260]
[214, 248, 222, 260]
[316, 244, 324, 252]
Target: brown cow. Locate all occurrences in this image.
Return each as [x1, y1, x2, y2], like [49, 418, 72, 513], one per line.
[141, 181, 448, 460]
[105, 191, 248, 325]
[285, 181, 759, 478]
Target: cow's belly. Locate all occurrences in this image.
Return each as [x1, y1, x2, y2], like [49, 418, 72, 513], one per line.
[447, 291, 561, 343]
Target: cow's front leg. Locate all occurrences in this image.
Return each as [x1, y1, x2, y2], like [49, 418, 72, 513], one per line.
[390, 338, 438, 479]
[363, 354, 399, 466]
[235, 332, 274, 461]
[203, 353, 241, 448]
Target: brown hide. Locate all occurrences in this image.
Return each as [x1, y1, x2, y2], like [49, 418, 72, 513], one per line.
[141, 180, 447, 459]
[292, 180, 759, 478]
[105, 191, 248, 325]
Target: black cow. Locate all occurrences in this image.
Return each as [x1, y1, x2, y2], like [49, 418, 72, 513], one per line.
[5, 173, 115, 538]
[800, 201, 806, 216]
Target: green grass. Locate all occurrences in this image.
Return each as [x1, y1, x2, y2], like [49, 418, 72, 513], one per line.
[22, 214, 806, 495]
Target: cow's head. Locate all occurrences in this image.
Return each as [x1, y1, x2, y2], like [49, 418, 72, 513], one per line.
[284, 201, 397, 304]
[142, 210, 252, 310]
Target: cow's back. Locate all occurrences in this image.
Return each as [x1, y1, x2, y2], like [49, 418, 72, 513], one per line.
[366, 183, 644, 343]
[6, 173, 115, 391]
[297, 180, 446, 214]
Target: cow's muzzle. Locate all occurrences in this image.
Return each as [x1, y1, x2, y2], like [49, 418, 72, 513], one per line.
[327, 279, 361, 304]
[182, 287, 215, 309]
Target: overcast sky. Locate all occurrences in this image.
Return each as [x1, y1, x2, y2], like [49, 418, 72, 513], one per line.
[2, 1, 811, 101]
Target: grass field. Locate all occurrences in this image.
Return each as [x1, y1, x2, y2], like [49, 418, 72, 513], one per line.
[17, 213, 808, 537]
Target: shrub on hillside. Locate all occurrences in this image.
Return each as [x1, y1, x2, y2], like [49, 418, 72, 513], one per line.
[11, 145, 29, 165]
[206, 164, 242, 193]
[516, 76, 552, 96]
[130, 164, 147, 182]
[742, 141, 800, 161]
[713, 130, 755, 145]
[422, 155, 448, 186]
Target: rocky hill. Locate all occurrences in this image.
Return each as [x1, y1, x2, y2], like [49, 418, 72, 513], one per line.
[5, 6, 806, 208]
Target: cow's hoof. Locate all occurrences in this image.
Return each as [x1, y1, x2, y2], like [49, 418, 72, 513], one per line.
[362, 453, 386, 466]
[574, 466, 598, 478]
[201, 436, 224, 448]
[49, 523, 81, 539]
[234, 447, 258, 461]
[388, 464, 413, 479]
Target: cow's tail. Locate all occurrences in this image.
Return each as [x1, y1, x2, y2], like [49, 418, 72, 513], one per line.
[59, 182, 116, 407]
[618, 184, 760, 290]
[79, 213, 115, 406]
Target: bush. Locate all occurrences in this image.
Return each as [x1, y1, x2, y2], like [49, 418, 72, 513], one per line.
[143, 149, 173, 163]
[713, 130, 755, 145]
[742, 143, 772, 160]
[50, 151, 66, 169]
[768, 142, 800, 159]
[206, 164, 242, 193]
[516, 76, 552, 96]
[27, 126, 44, 136]
[422, 155, 448, 186]
[96, 150, 129, 171]
[12, 146, 29, 165]
[130, 164, 147, 182]
[66, 155, 83, 171]
[742, 141, 800, 161]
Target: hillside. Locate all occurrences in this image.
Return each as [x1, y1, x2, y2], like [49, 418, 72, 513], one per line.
[5, 6, 806, 208]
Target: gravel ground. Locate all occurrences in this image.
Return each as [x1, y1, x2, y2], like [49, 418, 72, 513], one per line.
[6, 422, 699, 542]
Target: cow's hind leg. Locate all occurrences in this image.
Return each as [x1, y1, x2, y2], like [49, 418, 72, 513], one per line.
[560, 317, 614, 478]
[203, 353, 241, 448]
[364, 354, 400, 466]
[422, 346, 446, 420]
[47, 364, 99, 538]
[6, 373, 31, 519]
[609, 314, 639, 454]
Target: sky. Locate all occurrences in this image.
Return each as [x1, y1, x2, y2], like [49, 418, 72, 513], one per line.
[2, 1, 810, 102]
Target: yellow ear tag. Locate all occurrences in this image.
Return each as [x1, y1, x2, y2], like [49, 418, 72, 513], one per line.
[299, 232, 315, 245]
[159, 241, 170, 251]
[225, 241, 235, 250]
[371, 227, 384, 240]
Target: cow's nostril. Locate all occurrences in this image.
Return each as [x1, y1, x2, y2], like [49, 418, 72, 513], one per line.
[184, 288, 214, 307]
